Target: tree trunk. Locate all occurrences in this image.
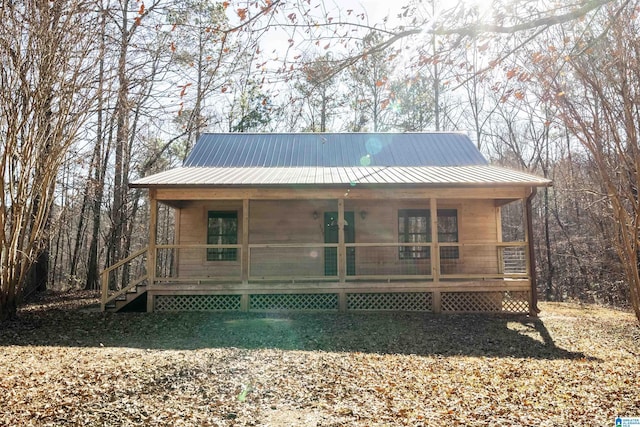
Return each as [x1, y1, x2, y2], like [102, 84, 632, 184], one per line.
[543, 187, 554, 300]
[0, 289, 18, 322]
[85, 5, 108, 291]
[106, 3, 130, 286]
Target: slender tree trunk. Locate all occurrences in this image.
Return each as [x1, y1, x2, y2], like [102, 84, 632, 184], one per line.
[543, 187, 554, 300]
[320, 85, 327, 132]
[86, 136, 110, 290]
[432, 2, 440, 132]
[26, 60, 56, 296]
[70, 159, 95, 282]
[106, 2, 130, 287]
[86, 6, 108, 291]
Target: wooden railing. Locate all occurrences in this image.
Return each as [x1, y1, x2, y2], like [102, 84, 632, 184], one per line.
[248, 243, 339, 281]
[146, 241, 529, 284]
[101, 241, 530, 311]
[101, 247, 148, 311]
[154, 244, 243, 282]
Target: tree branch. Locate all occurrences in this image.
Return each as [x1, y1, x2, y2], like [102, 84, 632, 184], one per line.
[432, 0, 615, 36]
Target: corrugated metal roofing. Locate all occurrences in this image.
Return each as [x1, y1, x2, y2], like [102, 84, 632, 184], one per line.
[183, 132, 488, 167]
[131, 133, 551, 188]
[131, 165, 551, 187]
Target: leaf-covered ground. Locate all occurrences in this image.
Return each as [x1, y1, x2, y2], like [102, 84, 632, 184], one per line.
[1, 292, 638, 426]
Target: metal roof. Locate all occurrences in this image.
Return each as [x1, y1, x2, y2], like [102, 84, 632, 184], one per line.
[183, 132, 488, 167]
[131, 165, 551, 187]
[131, 133, 551, 188]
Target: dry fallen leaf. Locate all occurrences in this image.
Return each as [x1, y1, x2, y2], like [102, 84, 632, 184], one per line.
[0, 292, 638, 426]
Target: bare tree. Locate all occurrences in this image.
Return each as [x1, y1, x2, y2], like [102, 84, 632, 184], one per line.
[536, 1, 640, 321]
[0, 0, 98, 320]
[386, 73, 435, 131]
[348, 32, 393, 132]
[291, 54, 343, 132]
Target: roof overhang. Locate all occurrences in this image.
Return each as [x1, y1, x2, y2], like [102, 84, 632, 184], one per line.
[130, 165, 552, 189]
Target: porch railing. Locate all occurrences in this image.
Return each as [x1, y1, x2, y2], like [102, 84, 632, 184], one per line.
[100, 247, 148, 311]
[148, 241, 528, 283]
[155, 244, 243, 282]
[101, 241, 529, 311]
[248, 243, 339, 281]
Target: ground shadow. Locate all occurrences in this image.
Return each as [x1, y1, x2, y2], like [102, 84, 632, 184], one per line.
[0, 298, 590, 360]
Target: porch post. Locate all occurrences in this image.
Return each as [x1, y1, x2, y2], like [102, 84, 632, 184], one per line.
[146, 189, 158, 313]
[242, 199, 249, 284]
[338, 198, 346, 282]
[496, 205, 504, 274]
[430, 197, 441, 313]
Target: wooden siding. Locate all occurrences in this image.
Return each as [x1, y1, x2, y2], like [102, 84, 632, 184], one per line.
[457, 199, 500, 274]
[173, 198, 506, 279]
[249, 200, 332, 244]
[347, 199, 432, 276]
[249, 200, 332, 278]
[175, 200, 243, 279]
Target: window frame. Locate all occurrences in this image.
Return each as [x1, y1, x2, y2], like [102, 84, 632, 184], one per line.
[398, 209, 430, 260]
[397, 208, 459, 260]
[206, 211, 238, 262]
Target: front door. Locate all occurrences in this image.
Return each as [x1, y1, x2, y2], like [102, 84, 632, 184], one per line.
[324, 211, 355, 276]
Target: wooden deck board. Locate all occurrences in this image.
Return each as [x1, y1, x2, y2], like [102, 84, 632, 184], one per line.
[148, 279, 530, 295]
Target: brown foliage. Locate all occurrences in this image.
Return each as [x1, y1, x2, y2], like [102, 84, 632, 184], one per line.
[0, 292, 638, 426]
[534, 2, 640, 322]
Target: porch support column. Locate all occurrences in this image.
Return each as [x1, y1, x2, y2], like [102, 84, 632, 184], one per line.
[524, 188, 540, 316]
[242, 199, 249, 285]
[496, 205, 504, 274]
[146, 189, 158, 313]
[338, 198, 346, 283]
[430, 197, 441, 313]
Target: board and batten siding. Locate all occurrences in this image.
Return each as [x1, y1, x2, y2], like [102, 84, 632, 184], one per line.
[173, 198, 502, 279]
[457, 199, 500, 274]
[249, 200, 332, 278]
[175, 200, 243, 279]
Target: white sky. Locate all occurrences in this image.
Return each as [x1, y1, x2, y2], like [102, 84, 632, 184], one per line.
[348, 0, 396, 24]
[259, 0, 404, 61]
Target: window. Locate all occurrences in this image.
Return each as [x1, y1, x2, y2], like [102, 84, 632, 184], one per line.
[399, 209, 430, 259]
[207, 211, 238, 261]
[398, 209, 459, 259]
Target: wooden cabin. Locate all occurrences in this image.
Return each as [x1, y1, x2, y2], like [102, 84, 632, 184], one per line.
[101, 133, 551, 314]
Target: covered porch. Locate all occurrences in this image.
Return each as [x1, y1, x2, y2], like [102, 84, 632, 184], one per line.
[101, 185, 537, 315]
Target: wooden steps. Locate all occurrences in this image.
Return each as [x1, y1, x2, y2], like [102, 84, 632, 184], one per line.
[104, 284, 147, 312]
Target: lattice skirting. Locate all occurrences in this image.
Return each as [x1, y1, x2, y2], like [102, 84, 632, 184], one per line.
[153, 290, 529, 313]
[347, 292, 433, 311]
[249, 293, 339, 311]
[155, 295, 241, 311]
[501, 291, 531, 313]
[441, 290, 530, 313]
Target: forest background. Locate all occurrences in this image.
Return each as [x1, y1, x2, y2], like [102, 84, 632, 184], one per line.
[2, 0, 640, 322]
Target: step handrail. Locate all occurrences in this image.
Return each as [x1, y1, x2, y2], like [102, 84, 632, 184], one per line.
[101, 247, 149, 311]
